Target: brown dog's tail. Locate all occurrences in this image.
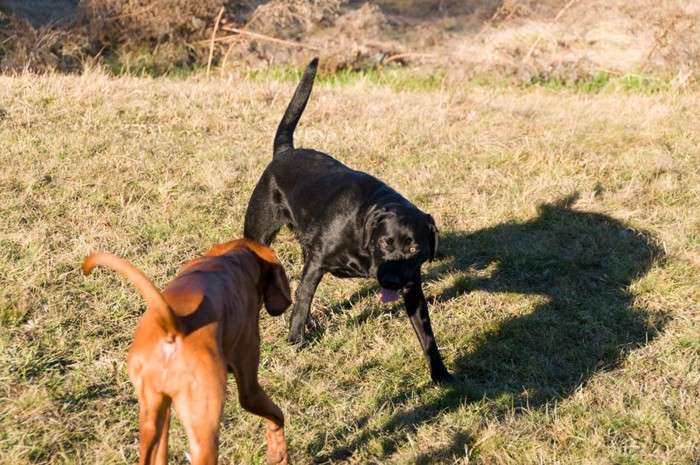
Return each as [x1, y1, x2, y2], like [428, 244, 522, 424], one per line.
[83, 252, 181, 336]
[273, 57, 319, 159]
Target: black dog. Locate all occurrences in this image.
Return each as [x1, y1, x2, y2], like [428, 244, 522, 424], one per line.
[244, 58, 452, 383]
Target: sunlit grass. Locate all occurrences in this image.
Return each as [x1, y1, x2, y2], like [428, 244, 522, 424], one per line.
[0, 68, 698, 464]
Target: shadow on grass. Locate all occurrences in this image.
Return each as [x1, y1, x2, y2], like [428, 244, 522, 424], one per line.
[310, 194, 668, 463]
[303, 281, 403, 345]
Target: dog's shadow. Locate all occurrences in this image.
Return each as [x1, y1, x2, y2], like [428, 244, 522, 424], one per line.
[309, 194, 668, 463]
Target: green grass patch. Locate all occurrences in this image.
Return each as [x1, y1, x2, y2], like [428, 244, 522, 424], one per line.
[525, 71, 674, 94]
[245, 62, 446, 92]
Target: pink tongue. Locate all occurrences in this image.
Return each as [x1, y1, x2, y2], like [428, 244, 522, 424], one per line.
[379, 287, 401, 303]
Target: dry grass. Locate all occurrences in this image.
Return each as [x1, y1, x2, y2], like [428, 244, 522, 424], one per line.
[0, 68, 699, 464]
[446, 0, 700, 84]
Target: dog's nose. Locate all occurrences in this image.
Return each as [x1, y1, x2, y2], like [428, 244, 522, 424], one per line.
[380, 274, 402, 290]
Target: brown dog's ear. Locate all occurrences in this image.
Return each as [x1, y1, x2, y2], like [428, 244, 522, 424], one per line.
[264, 261, 292, 316]
[426, 214, 439, 261]
[244, 240, 293, 315]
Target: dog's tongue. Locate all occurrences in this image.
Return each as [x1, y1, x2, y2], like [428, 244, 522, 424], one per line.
[379, 287, 401, 303]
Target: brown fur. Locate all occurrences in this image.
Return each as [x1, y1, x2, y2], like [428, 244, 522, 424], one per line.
[83, 239, 292, 465]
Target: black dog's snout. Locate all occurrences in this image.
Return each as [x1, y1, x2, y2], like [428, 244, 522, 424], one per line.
[380, 274, 402, 290]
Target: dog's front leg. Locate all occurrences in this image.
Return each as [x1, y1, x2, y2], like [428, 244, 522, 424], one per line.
[403, 271, 454, 384]
[289, 260, 324, 344]
[231, 331, 288, 465]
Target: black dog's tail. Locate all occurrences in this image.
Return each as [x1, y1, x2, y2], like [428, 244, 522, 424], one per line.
[273, 58, 319, 158]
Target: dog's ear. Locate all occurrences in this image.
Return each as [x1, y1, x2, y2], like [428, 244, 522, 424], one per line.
[263, 261, 292, 316]
[426, 214, 439, 261]
[247, 241, 292, 315]
[362, 206, 384, 250]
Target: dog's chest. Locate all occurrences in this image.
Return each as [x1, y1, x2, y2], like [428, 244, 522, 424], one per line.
[325, 255, 372, 279]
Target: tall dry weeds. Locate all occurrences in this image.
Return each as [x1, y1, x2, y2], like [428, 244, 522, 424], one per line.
[78, 0, 227, 71]
[0, 10, 82, 72]
[0, 0, 698, 80]
[631, 0, 700, 72]
[215, 0, 348, 71]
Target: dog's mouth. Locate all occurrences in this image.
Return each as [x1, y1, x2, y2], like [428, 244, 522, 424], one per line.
[379, 287, 402, 303]
[378, 283, 413, 303]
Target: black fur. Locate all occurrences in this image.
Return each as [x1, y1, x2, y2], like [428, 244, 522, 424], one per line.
[244, 58, 452, 383]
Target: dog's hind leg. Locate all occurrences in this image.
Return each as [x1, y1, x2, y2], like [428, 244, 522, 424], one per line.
[231, 332, 288, 465]
[135, 388, 171, 465]
[244, 176, 287, 246]
[244, 206, 284, 246]
[152, 405, 171, 465]
[173, 370, 226, 465]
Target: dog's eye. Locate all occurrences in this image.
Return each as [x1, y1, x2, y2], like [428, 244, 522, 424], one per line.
[408, 246, 418, 254]
[379, 238, 391, 249]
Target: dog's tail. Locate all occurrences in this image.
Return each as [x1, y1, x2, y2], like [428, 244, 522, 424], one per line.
[83, 252, 181, 337]
[273, 57, 319, 158]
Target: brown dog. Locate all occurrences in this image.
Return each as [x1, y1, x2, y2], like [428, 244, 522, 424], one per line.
[83, 239, 292, 465]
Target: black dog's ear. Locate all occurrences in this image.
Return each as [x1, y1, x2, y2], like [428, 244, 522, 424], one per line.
[426, 214, 439, 261]
[362, 206, 384, 250]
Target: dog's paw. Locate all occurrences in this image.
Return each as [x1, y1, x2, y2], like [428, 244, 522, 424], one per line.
[431, 369, 456, 385]
[267, 451, 289, 465]
[265, 424, 289, 465]
[287, 329, 304, 345]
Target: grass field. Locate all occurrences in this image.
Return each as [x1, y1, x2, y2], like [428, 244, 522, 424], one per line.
[0, 67, 698, 464]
